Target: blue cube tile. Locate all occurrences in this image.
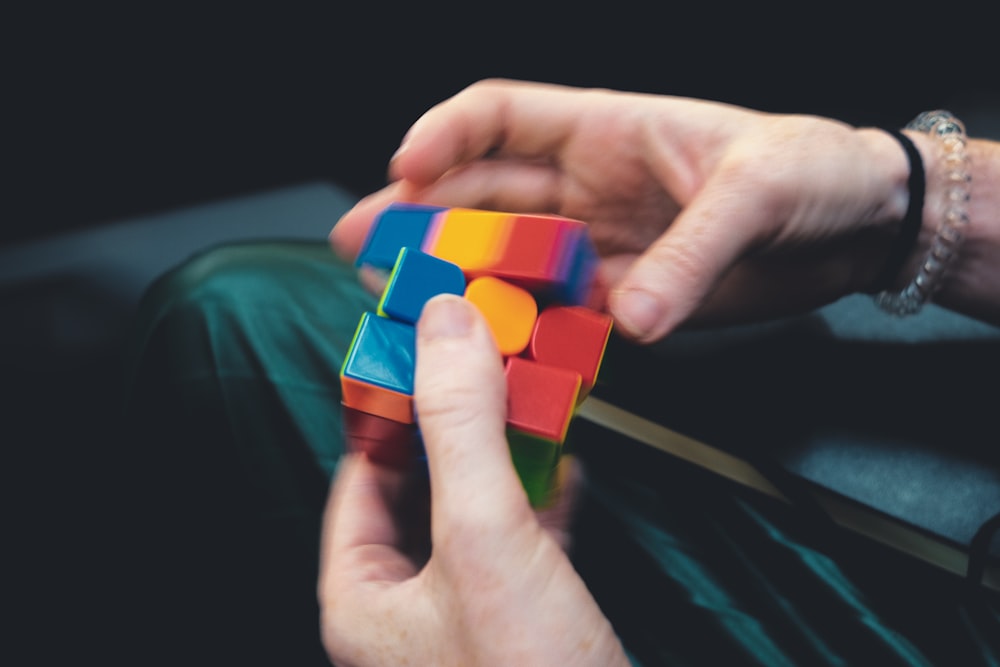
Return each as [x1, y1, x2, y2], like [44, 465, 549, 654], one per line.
[378, 248, 467, 324]
[341, 311, 417, 395]
[355, 203, 447, 269]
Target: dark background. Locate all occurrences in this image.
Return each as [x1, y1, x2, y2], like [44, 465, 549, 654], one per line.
[6, 2, 998, 245]
[4, 3, 999, 664]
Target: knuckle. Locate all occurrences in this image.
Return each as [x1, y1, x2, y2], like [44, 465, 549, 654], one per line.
[415, 379, 481, 429]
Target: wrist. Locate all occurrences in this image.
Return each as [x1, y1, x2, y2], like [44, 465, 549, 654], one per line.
[873, 111, 974, 316]
[894, 128, 941, 270]
[873, 118, 1000, 324]
[871, 128, 937, 294]
[928, 136, 1000, 323]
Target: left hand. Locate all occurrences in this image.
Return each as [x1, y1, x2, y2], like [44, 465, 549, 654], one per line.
[330, 79, 911, 342]
[318, 294, 629, 666]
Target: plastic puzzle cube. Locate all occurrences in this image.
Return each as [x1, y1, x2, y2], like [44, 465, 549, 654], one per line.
[341, 202, 613, 507]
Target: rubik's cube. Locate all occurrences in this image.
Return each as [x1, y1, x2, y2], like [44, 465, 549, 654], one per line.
[340, 202, 613, 506]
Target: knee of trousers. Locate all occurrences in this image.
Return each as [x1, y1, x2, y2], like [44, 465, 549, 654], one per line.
[125, 241, 376, 480]
[128, 240, 375, 396]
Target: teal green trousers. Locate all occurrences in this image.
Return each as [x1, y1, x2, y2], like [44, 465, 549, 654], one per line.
[121, 241, 999, 666]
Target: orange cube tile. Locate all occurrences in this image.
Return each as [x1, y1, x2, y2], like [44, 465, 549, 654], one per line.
[340, 375, 415, 424]
[464, 276, 538, 356]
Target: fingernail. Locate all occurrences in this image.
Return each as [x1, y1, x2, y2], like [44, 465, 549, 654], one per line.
[387, 142, 408, 182]
[611, 288, 661, 339]
[420, 296, 474, 340]
[390, 139, 409, 164]
[391, 119, 421, 163]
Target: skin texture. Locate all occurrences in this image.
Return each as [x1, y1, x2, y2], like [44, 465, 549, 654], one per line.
[319, 295, 630, 667]
[331, 78, 928, 342]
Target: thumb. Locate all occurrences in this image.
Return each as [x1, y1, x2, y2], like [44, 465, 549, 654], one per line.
[414, 295, 532, 532]
[609, 177, 764, 342]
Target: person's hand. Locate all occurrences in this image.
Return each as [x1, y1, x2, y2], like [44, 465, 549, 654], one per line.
[331, 78, 916, 342]
[318, 294, 630, 667]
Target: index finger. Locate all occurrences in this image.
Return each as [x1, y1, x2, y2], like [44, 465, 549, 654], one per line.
[389, 79, 582, 186]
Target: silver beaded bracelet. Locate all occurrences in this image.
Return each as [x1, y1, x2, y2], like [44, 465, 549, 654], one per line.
[875, 110, 972, 316]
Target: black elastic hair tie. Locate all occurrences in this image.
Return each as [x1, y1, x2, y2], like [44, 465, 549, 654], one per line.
[873, 128, 925, 292]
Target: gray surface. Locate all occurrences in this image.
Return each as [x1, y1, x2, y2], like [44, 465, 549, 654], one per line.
[599, 294, 1000, 558]
[1, 181, 357, 370]
[0, 180, 355, 304]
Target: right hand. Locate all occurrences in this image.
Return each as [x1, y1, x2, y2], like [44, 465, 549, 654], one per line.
[319, 295, 630, 667]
